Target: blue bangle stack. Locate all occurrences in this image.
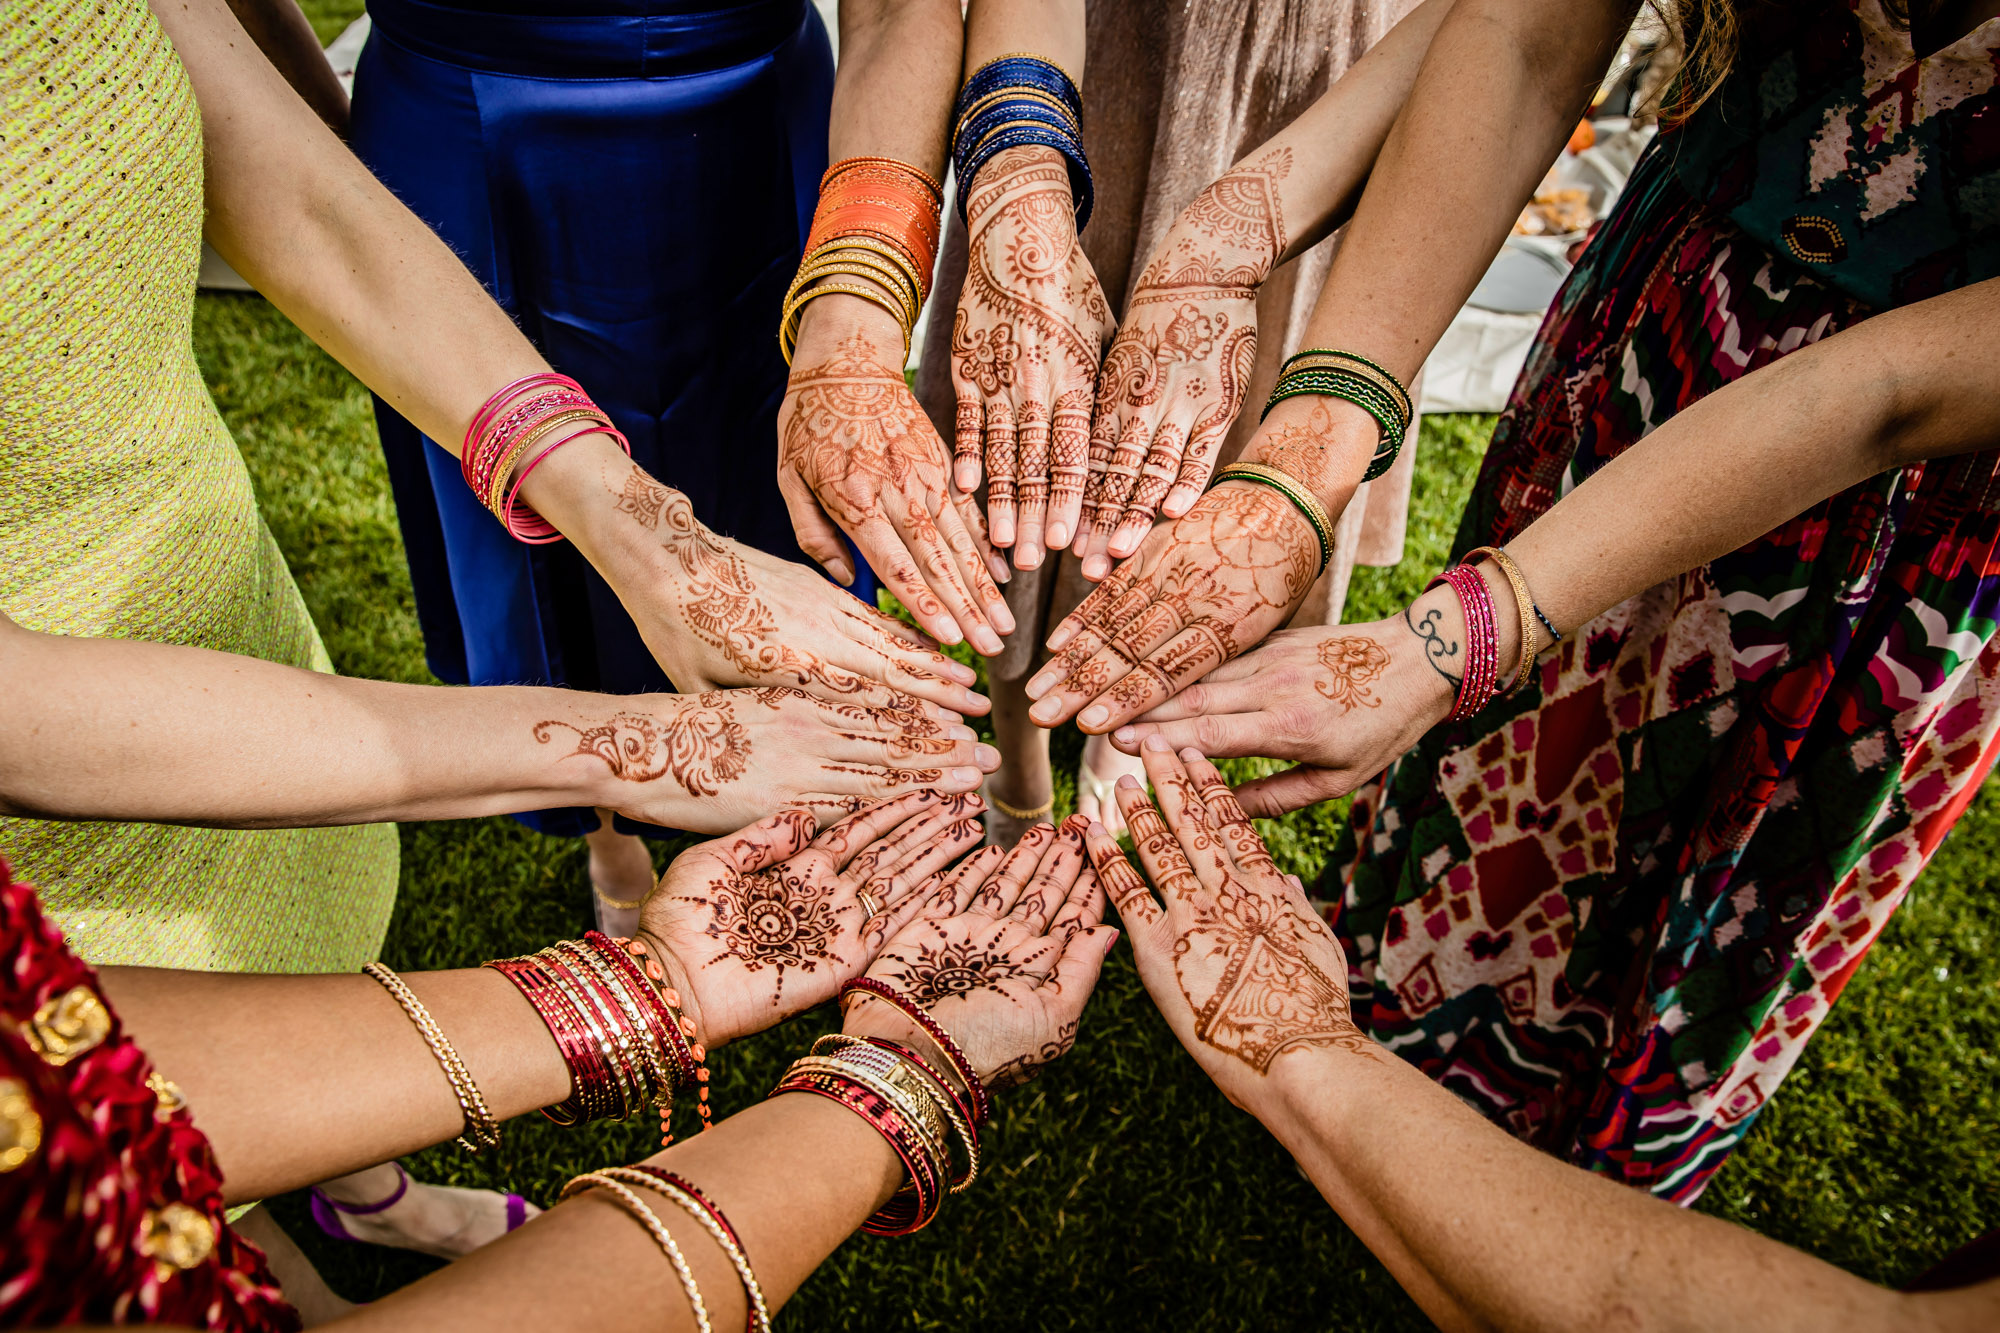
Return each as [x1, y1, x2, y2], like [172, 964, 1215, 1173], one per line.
[950, 53, 1093, 231]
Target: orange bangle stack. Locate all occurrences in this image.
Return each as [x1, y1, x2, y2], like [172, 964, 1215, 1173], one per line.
[779, 156, 944, 363]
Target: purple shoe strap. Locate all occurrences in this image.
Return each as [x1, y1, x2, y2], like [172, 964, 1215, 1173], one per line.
[317, 1161, 412, 1217]
[505, 1193, 529, 1232]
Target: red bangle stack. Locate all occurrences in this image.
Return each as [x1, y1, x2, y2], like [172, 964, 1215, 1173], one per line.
[460, 372, 632, 544]
[770, 1065, 946, 1235]
[1427, 564, 1500, 722]
[840, 977, 991, 1127]
[485, 931, 710, 1145]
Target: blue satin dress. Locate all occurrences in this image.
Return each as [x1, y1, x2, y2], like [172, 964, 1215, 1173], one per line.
[349, 0, 874, 837]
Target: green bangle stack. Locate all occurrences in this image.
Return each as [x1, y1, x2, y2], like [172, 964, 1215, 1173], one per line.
[1209, 462, 1334, 576]
[1260, 348, 1412, 483]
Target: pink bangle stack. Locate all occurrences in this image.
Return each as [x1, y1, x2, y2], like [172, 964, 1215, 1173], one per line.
[460, 372, 632, 544]
[1427, 564, 1500, 722]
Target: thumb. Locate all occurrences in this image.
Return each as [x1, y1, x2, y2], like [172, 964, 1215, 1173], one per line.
[1233, 765, 1352, 819]
[778, 466, 856, 586]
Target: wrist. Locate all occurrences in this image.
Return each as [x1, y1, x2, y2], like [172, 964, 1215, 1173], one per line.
[1256, 1045, 1371, 1152]
[791, 291, 910, 370]
[1243, 394, 1379, 515]
[839, 1003, 975, 1101]
[1400, 582, 1468, 722]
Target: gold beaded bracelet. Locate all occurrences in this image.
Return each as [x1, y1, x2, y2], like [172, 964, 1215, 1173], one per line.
[362, 962, 501, 1153]
[1465, 545, 1542, 695]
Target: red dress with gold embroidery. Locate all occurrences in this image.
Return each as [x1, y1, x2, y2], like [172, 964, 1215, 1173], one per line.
[0, 860, 299, 1329]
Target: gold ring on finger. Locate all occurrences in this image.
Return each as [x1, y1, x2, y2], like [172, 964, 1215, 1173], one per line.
[858, 889, 884, 919]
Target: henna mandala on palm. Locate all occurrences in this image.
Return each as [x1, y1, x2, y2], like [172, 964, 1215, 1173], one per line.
[1173, 879, 1373, 1071]
[701, 864, 844, 1007]
[1314, 636, 1390, 711]
[535, 697, 750, 797]
[880, 936, 1042, 1008]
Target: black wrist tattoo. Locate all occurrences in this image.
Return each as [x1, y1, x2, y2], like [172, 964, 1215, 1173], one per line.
[1402, 603, 1464, 694]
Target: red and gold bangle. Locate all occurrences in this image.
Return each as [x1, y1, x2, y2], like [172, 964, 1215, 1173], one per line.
[840, 977, 991, 1127]
[1426, 564, 1500, 721]
[599, 933, 713, 1145]
[770, 1070, 944, 1235]
[459, 374, 630, 544]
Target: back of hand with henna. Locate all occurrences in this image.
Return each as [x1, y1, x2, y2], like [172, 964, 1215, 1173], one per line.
[777, 327, 1014, 658]
[1079, 147, 1292, 572]
[1025, 480, 1321, 734]
[948, 144, 1114, 567]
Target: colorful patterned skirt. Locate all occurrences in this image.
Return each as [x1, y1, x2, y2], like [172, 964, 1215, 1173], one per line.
[1326, 142, 2000, 1202]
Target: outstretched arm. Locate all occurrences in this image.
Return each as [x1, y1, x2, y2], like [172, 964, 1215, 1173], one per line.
[157, 0, 984, 716]
[1117, 277, 2000, 816]
[1096, 743, 1999, 1333]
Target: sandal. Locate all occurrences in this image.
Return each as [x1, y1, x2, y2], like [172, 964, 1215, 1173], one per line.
[1076, 736, 1146, 839]
[310, 1161, 532, 1255]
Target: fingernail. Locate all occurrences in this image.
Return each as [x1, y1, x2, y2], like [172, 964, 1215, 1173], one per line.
[1115, 726, 1136, 744]
[1047, 626, 1075, 651]
[975, 743, 1000, 769]
[1105, 929, 1121, 950]
[1080, 705, 1108, 729]
[1083, 557, 1107, 580]
[995, 565, 1012, 584]
[1143, 735, 1168, 752]
[1018, 545, 1043, 570]
[948, 724, 977, 740]
[1031, 699, 1060, 723]
[950, 662, 978, 685]
[1024, 674, 1049, 699]
[951, 767, 979, 785]
[830, 563, 855, 587]
[1048, 523, 1070, 548]
[939, 624, 964, 646]
[1116, 774, 1140, 790]
[1089, 821, 1108, 838]
[977, 632, 1004, 657]
[1179, 747, 1203, 763]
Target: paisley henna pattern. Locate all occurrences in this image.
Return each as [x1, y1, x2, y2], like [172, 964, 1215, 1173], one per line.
[984, 1018, 1078, 1091]
[1254, 398, 1341, 497]
[535, 697, 750, 797]
[1314, 636, 1391, 711]
[1086, 148, 1293, 536]
[952, 146, 1114, 544]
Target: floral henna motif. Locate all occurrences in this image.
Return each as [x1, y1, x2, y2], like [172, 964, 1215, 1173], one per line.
[1254, 398, 1341, 497]
[701, 865, 844, 1007]
[535, 697, 751, 797]
[1178, 147, 1291, 259]
[1314, 636, 1391, 711]
[880, 935, 1041, 1008]
[1173, 881, 1373, 1071]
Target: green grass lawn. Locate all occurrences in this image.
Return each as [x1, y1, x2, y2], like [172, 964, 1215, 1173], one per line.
[197, 279, 1998, 1327]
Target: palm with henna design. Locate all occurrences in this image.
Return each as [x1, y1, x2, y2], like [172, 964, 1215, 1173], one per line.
[842, 815, 1117, 1092]
[1026, 481, 1321, 734]
[949, 145, 1115, 567]
[599, 467, 989, 719]
[1077, 148, 1292, 575]
[637, 790, 986, 1049]
[1085, 742, 1375, 1109]
[779, 324, 1014, 657]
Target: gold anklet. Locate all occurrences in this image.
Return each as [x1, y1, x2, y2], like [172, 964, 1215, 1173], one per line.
[987, 788, 1053, 821]
[593, 883, 648, 913]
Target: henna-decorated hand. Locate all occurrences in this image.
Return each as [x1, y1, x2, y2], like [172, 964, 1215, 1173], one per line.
[1084, 742, 1376, 1112]
[948, 145, 1115, 568]
[572, 457, 989, 718]
[779, 313, 1015, 657]
[841, 815, 1118, 1092]
[1107, 582, 1480, 817]
[539, 686, 1001, 834]
[1024, 481, 1321, 735]
[1075, 148, 1293, 576]
[640, 790, 987, 1049]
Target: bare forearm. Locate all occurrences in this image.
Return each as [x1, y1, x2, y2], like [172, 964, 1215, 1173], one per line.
[1507, 281, 2000, 643]
[221, 0, 349, 134]
[1262, 1051, 1942, 1333]
[0, 622, 639, 826]
[101, 966, 572, 1200]
[1303, 0, 1630, 381]
[963, 0, 1083, 79]
[342, 1095, 902, 1332]
[831, 0, 962, 173]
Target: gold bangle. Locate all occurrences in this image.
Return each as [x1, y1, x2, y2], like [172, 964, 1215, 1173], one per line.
[1466, 545, 1542, 695]
[597, 1168, 773, 1333]
[1210, 462, 1335, 576]
[780, 281, 912, 364]
[790, 248, 922, 318]
[562, 1173, 712, 1333]
[362, 962, 501, 1153]
[811, 234, 930, 305]
[955, 87, 1078, 139]
[1278, 354, 1412, 424]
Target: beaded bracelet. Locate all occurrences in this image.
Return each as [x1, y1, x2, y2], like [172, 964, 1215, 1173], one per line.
[1426, 564, 1500, 721]
[1464, 545, 1541, 695]
[951, 53, 1092, 230]
[612, 1167, 771, 1333]
[1209, 462, 1335, 577]
[362, 963, 501, 1153]
[562, 1172, 713, 1333]
[840, 978, 991, 1127]
[1261, 349, 1413, 483]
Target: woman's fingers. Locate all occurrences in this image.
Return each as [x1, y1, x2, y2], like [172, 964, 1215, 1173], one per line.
[1111, 709, 1273, 759]
[841, 793, 982, 885]
[776, 469, 857, 588]
[1113, 775, 1206, 902]
[1106, 420, 1184, 559]
[887, 501, 1006, 658]
[1083, 819, 1162, 929]
[983, 397, 1020, 549]
[1134, 740, 1232, 888]
[699, 807, 820, 877]
[935, 493, 1016, 634]
[1012, 395, 1053, 569]
[1161, 411, 1228, 520]
[1045, 387, 1093, 553]
[1184, 752, 1279, 877]
[1010, 816, 1089, 932]
[934, 844, 1007, 915]
[953, 394, 985, 495]
[813, 789, 952, 868]
[1044, 922, 1119, 1007]
[973, 821, 1057, 915]
[859, 817, 985, 925]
